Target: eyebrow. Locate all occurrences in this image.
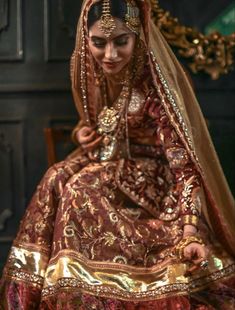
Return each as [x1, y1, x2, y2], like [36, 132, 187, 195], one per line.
[90, 33, 131, 41]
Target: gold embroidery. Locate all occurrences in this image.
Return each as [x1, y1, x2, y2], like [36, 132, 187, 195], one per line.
[150, 51, 204, 176]
[63, 225, 75, 238]
[165, 147, 189, 169]
[128, 89, 145, 114]
[113, 255, 128, 265]
[103, 232, 117, 246]
[182, 180, 201, 216]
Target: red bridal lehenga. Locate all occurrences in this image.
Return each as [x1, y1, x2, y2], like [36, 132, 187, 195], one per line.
[1, 1, 235, 309]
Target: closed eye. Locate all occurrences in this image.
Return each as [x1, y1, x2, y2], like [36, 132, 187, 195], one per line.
[90, 33, 131, 48]
[114, 37, 129, 46]
[92, 39, 106, 48]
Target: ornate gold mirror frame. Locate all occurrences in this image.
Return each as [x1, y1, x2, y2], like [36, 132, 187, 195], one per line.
[150, 0, 235, 79]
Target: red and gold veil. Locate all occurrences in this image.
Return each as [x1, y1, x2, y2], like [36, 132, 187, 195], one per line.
[70, 0, 235, 256]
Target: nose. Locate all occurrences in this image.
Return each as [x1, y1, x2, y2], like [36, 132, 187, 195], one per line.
[104, 42, 117, 60]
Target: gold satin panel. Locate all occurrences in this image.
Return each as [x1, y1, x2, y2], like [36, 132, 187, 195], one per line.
[42, 250, 235, 301]
[6, 245, 49, 278]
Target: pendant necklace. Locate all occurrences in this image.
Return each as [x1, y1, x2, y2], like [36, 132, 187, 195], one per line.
[95, 79, 130, 161]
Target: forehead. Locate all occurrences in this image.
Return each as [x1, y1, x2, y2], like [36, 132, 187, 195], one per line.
[88, 18, 131, 39]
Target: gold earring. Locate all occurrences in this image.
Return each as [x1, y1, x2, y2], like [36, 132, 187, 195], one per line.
[92, 58, 104, 86]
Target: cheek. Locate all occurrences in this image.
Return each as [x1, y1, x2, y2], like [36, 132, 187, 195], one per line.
[89, 44, 103, 64]
[120, 41, 135, 62]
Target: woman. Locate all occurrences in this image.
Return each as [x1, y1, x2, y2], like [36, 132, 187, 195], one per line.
[1, 0, 235, 309]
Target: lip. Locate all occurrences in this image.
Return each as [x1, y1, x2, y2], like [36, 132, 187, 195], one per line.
[103, 61, 121, 69]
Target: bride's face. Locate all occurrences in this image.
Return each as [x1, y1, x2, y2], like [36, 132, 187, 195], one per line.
[88, 18, 136, 75]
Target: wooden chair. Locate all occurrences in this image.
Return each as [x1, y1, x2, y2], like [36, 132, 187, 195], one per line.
[44, 127, 74, 166]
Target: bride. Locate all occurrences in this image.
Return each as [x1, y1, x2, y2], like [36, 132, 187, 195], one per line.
[1, 1, 235, 309]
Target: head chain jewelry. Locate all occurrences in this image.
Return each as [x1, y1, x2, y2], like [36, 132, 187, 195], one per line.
[99, 0, 140, 38]
[125, 0, 141, 34]
[99, 0, 116, 38]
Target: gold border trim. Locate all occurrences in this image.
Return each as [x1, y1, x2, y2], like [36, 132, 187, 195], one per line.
[41, 250, 235, 301]
[4, 268, 44, 287]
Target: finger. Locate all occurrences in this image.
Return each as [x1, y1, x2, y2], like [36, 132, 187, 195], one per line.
[153, 97, 160, 106]
[183, 247, 193, 260]
[77, 127, 92, 142]
[144, 97, 152, 111]
[88, 151, 98, 161]
[193, 248, 207, 265]
[144, 92, 159, 113]
[79, 131, 97, 144]
[82, 136, 103, 151]
[152, 105, 159, 116]
[148, 102, 154, 114]
[185, 264, 200, 276]
[80, 126, 93, 135]
[148, 103, 158, 118]
[144, 94, 154, 112]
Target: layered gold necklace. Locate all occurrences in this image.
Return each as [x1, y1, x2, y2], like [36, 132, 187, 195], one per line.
[95, 81, 130, 161]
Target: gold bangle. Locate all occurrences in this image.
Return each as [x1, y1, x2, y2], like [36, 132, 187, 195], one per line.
[176, 236, 204, 260]
[182, 215, 199, 228]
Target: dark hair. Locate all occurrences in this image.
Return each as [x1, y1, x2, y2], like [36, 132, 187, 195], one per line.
[87, 0, 127, 29]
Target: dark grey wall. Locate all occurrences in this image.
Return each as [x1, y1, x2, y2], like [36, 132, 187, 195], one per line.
[0, 0, 234, 273]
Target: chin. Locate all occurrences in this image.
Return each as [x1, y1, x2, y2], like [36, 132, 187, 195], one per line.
[104, 68, 121, 75]
[103, 64, 127, 76]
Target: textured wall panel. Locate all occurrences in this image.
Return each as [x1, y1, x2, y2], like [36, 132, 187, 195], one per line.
[0, 0, 23, 61]
[43, 0, 81, 61]
[0, 120, 24, 272]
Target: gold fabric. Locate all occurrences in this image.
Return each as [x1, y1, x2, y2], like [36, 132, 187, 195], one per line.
[6, 245, 49, 277]
[70, 0, 235, 256]
[41, 249, 235, 301]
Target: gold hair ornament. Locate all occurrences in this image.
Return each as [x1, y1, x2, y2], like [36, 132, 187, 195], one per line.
[125, 0, 141, 34]
[99, 0, 116, 38]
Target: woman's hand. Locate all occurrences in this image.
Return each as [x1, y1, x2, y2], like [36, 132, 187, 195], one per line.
[182, 225, 209, 273]
[76, 126, 102, 152]
[183, 242, 209, 274]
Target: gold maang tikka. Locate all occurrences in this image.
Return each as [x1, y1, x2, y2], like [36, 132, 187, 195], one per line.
[99, 0, 140, 38]
[99, 0, 116, 38]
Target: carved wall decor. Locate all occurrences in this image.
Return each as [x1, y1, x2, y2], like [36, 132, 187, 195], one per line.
[0, 0, 9, 33]
[150, 0, 235, 79]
